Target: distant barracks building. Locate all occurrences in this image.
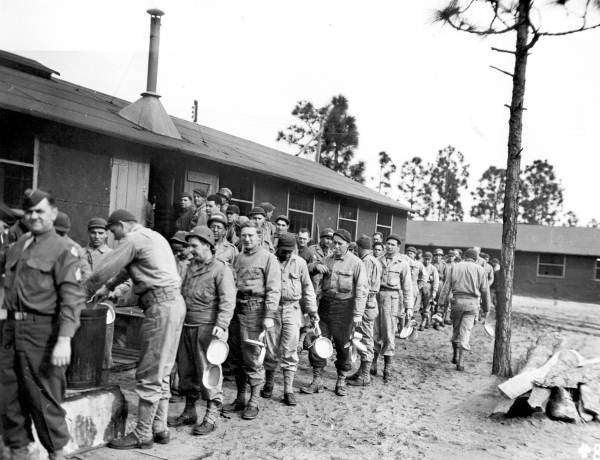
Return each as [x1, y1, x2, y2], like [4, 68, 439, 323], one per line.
[407, 220, 600, 304]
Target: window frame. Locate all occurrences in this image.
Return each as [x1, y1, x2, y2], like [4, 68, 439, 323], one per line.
[287, 187, 315, 234]
[594, 258, 600, 281]
[536, 253, 566, 279]
[0, 136, 39, 208]
[220, 176, 254, 215]
[337, 200, 358, 240]
[376, 210, 393, 238]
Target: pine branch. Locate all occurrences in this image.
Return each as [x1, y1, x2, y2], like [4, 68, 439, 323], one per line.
[491, 46, 516, 54]
[538, 21, 600, 36]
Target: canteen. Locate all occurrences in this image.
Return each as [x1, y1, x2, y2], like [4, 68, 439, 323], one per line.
[202, 364, 223, 390]
[206, 339, 229, 365]
[311, 322, 333, 360]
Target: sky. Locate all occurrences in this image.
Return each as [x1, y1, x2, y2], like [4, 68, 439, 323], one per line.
[1, 1, 599, 223]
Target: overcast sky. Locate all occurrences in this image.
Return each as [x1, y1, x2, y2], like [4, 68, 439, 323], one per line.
[1, 1, 599, 223]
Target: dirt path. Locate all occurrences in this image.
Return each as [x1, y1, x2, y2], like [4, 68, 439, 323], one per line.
[75, 298, 600, 460]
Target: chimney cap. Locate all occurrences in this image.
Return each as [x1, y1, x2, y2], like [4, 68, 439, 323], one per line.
[147, 8, 164, 17]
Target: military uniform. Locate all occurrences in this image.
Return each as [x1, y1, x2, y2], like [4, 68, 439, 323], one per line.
[1, 228, 85, 456]
[307, 243, 330, 300]
[406, 257, 425, 318]
[176, 207, 196, 232]
[419, 263, 439, 329]
[215, 240, 238, 267]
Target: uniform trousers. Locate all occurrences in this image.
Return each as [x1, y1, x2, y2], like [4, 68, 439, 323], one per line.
[374, 289, 399, 356]
[420, 284, 433, 317]
[450, 297, 478, 351]
[177, 324, 226, 403]
[355, 295, 377, 362]
[264, 301, 302, 373]
[308, 298, 354, 372]
[0, 317, 69, 453]
[228, 300, 266, 387]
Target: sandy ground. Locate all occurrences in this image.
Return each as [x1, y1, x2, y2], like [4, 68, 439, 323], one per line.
[6, 297, 600, 460]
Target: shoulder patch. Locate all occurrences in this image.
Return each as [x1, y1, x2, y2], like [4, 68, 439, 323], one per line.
[71, 246, 79, 257]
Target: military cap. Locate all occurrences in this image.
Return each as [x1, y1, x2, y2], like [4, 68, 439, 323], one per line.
[180, 192, 193, 201]
[490, 258, 500, 265]
[259, 202, 275, 213]
[277, 233, 296, 251]
[424, 251, 433, 258]
[107, 209, 137, 226]
[386, 233, 402, 244]
[88, 217, 107, 230]
[333, 229, 352, 243]
[226, 204, 240, 215]
[54, 211, 71, 233]
[170, 231, 188, 245]
[464, 248, 478, 260]
[356, 234, 372, 250]
[434, 248, 444, 256]
[217, 187, 233, 201]
[192, 188, 207, 197]
[320, 227, 334, 238]
[275, 214, 290, 225]
[405, 246, 417, 254]
[207, 211, 227, 227]
[23, 188, 52, 209]
[248, 206, 266, 217]
[186, 225, 215, 248]
[480, 252, 489, 259]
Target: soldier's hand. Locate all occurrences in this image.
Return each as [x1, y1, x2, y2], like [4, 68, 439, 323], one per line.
[263, 318, 275, 330]
[316, 264, 329, 275]
[51, 337, 72, 367]
[309, 312, 320, 324]
[212, 326, 225, 339]
[91, 285, 110, 303]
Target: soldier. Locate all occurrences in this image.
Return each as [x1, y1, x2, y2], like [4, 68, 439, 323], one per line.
[208, 212, 238, 267]
[54, 211, 91, 284]
[479, 252, 495, 321]
[225, 204, 241, 246]
[296, 227, 314, 264]
[372, 232, 384, 244]
[217, 187, 233, 214]
[0, 189, 86, 460]
[405, 246, 425, 323]
[175, 192, 196, 232]
[87, 209, 185, 449]
[273, 215, 290, 249]
[307, 227, 333, 301]
[248, 207, 274, 252]
[167, 226, 235, 435]
[262, 233, 317, 406]
[372, 234, 412, 383]
[259, 202, 277, 243]
[301, 229, 367, 397]
[439, 248, 490, 371]
[418, 252, 439, 331]
[84, 217, 112, 270]
[372, 241, 384, 258]
[348, 235, 381, 387]
[170, 231, 191, 279]
[225, 222, 281, 420]
[191, 188, 207, 227]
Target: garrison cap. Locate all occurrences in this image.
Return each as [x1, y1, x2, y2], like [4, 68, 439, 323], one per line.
[207, 212, 228, 227]
[356, 234, 372, 250]
[54, 211, 71, 233]
[277, 233, 296, 251]
[170, 231, 188, 245]
[464, 248, 478, 260]
[405, 246, 417, 254]
[180, 192, 193, 201]
[333, 229, 352, 243]
[434, 248, 444, 256]
[87, 217, 107, 230]
[186, 225, 215, 248]
[23, 188, 52, 209]
[259, 202, 275, 213]
[248, 206, 266, 217]
[320, 227, 334, 238]
[386, 233, 402, 244]
[275, 214, 290, 225]
[107, 209, 137, 226]
[217, 187, 233, 201]
[226, 204, 240, 215]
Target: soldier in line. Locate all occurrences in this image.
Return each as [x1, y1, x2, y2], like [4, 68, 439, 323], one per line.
[438, 248, 490, 371]
[83, 218, 112, 271]
[1, 189, 86, 460]
[273, 215, 290, 249]
[348, 235, 381, 387]
[225, 204, 241, 246]
[301, 229, 367, 397]
[175, 192, 196, 232]
[248, 207, 275, 251]
[372, 234, 412, 383]
[372, 232, 384, 244]
[418, 251, 439, 331]
[217, 187, 233, 214]
[225, 222, 281, 420]
[262, 233, 317, 406]
[167, 226, 235, 435]
[208, 212, 238, 267]
[372, 241, 384, 258]
[479, 252, 495, 321]
[87, 209, 185, 449]
[170, 231, 191, 279]
[307, 227, 334, 301]
[404, 246, 425, 324]
[259, 202, 277, 242]
[296, 227, 314, 264]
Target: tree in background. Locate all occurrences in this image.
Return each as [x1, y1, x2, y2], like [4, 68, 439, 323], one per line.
[471, 166, 506, 222]
[427, 145, 470, 221]
[562, 211, 579, 227]
[436, 0, 600, 377]
[277, 95, 365, 183]
[398, 156, 430, 218]
[519, 159, 564, 225]
[376, 151, 396, 195]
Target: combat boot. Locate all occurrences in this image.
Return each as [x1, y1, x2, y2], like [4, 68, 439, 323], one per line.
[242, 385, 260, 420]
[223, 373, 248, 412]
[424, 313, 431, 329]
[335, 371, 348, 396]
[282, 369, 297, 406]
[383, 356, 392, 384]
[370, 351, 379, 376]
[348, 361, 371, 386]
[456, 349, 465, 372]
[451, 343, 459, 364]
[300, 367, 324, 394]
[167, 396, 197, 427]
[193, 400, 221, 435]
[260, 369, 275, 399]
[418, 316, 427, 331]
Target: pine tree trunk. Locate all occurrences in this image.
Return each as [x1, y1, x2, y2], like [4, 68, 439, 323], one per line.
[493, 0, 530, 377]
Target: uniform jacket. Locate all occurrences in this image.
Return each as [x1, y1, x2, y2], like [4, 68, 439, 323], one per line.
[307, 243, 330, 296]
[2, 228, 86, 337]
[360, 251, 382, 296]
[84, 244, 112, 271]
[175, 207, 196, 232]
[181, 257, 236, 330]
[233, 246, 281, 319]
[439, 260, 491, 309]
[280, 253, 317, 314]
[321, 250, 368, 318]
[215, 240, 239, 267]
[406, 257, 426, 290]
[422, 263, 440, 296]
[433, 260, 447, 283]
[378, 253, 413, 308]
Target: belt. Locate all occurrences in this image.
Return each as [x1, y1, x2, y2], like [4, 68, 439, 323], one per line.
[236, 298, 264, 312]
[4, 310, 56, 323]
[280, 299, 299, 307]
[140, 286, 179, 307]
[379, 287, 398, 292]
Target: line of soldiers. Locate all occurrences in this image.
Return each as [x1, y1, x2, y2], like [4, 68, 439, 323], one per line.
[0, 188, 495, 459]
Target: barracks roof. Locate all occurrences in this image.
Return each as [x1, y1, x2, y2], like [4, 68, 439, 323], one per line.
[0, 50, 411, 213]
[406, 220, 600, 257]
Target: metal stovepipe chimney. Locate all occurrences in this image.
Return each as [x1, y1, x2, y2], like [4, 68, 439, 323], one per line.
[146, 8, 162, 94]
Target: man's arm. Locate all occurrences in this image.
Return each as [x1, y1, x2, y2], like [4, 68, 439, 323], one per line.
[401, 263, 413, 309]
[299, 259, 317, 314]
[352, 259, 368, 320]
[86, 238, 136, 293]
[431, 266, 440, 298]
[215, 264, 236, 331]
[479, 269, 491, 312]
[263, 253, 281, 319]
[54, 247, 87, 339]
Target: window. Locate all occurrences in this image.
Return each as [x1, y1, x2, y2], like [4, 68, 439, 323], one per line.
[220, 171, 254, 216]
[0, 132, 36, 208]
[288, 188, 313, 234]
[595, 259, 600, 280]
[537, 254, 565, 278]
[376, 211, 393, 238]
[338, 199, 358, 240]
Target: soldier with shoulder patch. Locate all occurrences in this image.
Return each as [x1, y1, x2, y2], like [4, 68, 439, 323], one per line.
[208, 212, 238, 267]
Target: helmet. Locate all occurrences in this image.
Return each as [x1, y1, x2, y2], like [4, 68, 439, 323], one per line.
[207, 212, 228, 228]
[186, 226, 215, 248]
[217, 187, 233, 201]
